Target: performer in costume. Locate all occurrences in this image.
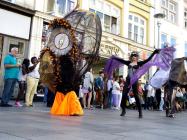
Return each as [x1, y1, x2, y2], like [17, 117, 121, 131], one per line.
[106, 50, 159, 118]
[39, 7, 102, 115]
[164, 57, 187, 117]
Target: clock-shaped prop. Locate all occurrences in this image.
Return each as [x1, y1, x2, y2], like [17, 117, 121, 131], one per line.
[48, 28, 72, 56]
[39, 11, 102, 94]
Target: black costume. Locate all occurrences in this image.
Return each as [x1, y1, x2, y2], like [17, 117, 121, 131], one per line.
[114, 50, 158, 118]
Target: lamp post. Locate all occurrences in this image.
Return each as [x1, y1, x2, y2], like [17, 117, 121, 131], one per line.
[154, 13, 165, 49]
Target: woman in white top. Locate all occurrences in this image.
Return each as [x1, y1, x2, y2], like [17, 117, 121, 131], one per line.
[82, 68, 93, 109]
[15, 59, 30, 107]
[112, 76, 121, 109]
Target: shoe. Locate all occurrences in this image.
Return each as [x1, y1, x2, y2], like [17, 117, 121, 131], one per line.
[167, 113, 175, 118]
[15, 102, 23, 107]
[25, 103, 30, 107]
[0, 103, 12, 107]
[139, 114, 143, 118]
[139, 111, 143, 118]
[120, 109, 126, 116]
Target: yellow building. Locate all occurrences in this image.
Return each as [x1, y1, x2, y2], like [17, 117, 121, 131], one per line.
[78, 0, 154, 79]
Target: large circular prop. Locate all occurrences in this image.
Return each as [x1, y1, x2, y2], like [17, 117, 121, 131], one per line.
[48, 28, 73, 56]
[64, 10, 102, 80]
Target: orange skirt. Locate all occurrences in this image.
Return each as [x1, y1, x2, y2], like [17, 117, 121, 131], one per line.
[50, 91, 84, 116]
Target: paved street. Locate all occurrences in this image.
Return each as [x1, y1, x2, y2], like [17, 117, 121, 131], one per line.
[0, 102, 187, 140]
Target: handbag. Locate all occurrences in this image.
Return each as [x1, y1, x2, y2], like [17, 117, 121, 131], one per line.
[129, 97, 136, 104]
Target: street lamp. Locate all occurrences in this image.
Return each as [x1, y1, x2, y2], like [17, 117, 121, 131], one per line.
[154, 13, 165, 49]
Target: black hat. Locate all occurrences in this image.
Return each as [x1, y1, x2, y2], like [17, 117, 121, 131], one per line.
[130, 51, 139, 57]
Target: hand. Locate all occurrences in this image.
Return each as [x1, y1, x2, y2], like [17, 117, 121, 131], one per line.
[16, 64, 21, 68]
[183, 57, 187, 60]
[154, 49, 160, 54]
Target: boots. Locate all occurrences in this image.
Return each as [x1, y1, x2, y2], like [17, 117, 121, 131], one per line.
[120, 108, 126, 116]
[139, 110, 143, 118]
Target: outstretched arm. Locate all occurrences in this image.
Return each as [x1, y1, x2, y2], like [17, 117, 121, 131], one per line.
[113, 57, 131, 66]
[138, 49, 160, 66]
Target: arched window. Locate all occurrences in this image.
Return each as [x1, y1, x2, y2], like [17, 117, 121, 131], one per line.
[128, 14, 146, 44]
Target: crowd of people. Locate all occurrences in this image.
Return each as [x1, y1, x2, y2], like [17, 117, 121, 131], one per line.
[0, 47, 40, 107]
[0, 47, 187, 119]
[79, 70, 187, 114]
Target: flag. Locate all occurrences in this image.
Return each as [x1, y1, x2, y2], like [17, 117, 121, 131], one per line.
[149, 68, 170, 89]
[104, 55, 124, 77]
[130, 47, 176, 86]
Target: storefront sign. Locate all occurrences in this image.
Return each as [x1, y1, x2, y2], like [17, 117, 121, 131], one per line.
[99, 42, 124, 58]
[0, 9, 31, 39]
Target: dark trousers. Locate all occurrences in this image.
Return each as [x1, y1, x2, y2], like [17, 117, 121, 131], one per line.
[120, 81, 142, 116]
[16, 81, 27, 102]
[155, 89, 161, 109]
[47, 90, 55, 107]
[1, 78, 17, 104]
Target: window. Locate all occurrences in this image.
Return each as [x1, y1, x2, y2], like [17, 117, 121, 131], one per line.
[161, 0, 177, 24]
[47, 0, 55, 12]
[185, 43, 187, 56]
[134, 25, 138, 42]
[111, 17, 117, 34]
[104, 15, 111, 32]
[57, 0, 66, 14]
[184, 9, 187, 29]
[89, 0, 120, 35]
[140, 28, 144, 44]
[170, 37, 176, 46]
[67, 0, 75, 12]
[128, 14, 146, 44]
[47, 0, 75, 15]
[9, 39, 25, 57]
[96, 11, 103, 21]
[128, 23, 132, 39]
[161, 34, 167, 48]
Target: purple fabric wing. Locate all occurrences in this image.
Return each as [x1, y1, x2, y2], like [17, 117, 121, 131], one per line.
[130, 47, 176, 86]
[104, 55, 124, 78]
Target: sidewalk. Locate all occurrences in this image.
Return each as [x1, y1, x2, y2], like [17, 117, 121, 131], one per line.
[0, 102, 187, 140]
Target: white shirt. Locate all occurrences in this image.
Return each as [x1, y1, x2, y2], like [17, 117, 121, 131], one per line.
[112, 81, 121, 95]
[107, 79, 113, 91]
[83, 71, 93, 89]
[161, 88, 164, 98]
[147, 85, 155, 97]
[28, 64, 40, 79]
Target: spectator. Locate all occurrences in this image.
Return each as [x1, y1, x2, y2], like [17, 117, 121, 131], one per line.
[15, 58, 30, 107]
[107, 77, 113, 108]
[147, 84, 155, 110]
[112, 76, 121, 110]
[1, 47, 20, 107]
[82, 68, 94, 109]
[25, 57, 40, 107]
[159, 87, 165, 111]
[144, 81, 149, 110]
[95, 71, 105, 109]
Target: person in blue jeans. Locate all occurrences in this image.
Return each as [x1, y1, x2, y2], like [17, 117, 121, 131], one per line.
[1, 47, 20, 107]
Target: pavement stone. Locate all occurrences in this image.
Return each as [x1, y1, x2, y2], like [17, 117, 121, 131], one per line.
[0, 102, 187, 140]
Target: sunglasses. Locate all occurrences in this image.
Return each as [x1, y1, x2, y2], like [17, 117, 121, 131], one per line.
[131, 54, 138, 57]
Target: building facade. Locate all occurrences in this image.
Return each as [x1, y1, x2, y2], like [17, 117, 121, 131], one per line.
[152, 0, 187, 58]
[0, 0, 155, 92]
